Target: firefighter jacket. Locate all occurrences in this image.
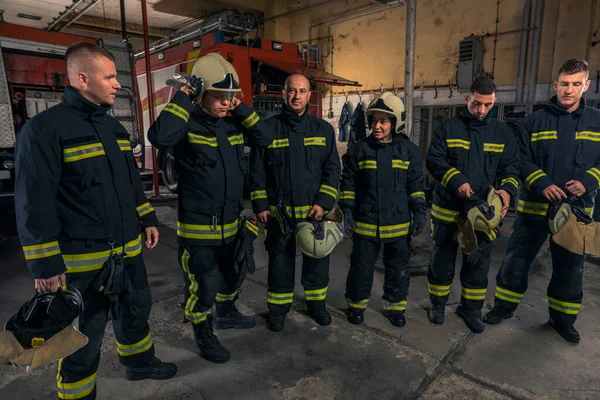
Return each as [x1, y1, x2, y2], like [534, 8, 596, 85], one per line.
[517, 97, 600, 219]
[426, 107, 520, 225]
[338, 102, 350, 142]
[15, 86, 157, 279]
[148, 91, 273, 245]
[248, 107, 341, 221]
[338, 133, 426, 242]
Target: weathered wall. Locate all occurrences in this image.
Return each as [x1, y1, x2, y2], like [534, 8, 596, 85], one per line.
[263, 0, 600, 92]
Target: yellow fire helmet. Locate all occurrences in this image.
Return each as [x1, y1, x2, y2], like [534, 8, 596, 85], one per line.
[190, 53, 241, 102]
[296, 208, 344, 259]
[365, 92, 406, 133]
[467, 187, 503, 231]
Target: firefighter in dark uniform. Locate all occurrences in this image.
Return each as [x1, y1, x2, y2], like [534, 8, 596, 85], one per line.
[485, 59, 600, 344]
[426, 77, 520, 333]
[148, 53, 273, 363]
[248, 74, 341, 332]
[339, 92, 426, 328]
[14, 42, 176, 400]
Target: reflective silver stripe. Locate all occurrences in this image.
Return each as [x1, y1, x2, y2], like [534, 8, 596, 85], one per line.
[242, 112, 259, 128]
[216, 291, 237, 302]
[23, 243, 60, 259]
[186, 309, 211, 323]
[137, 203, 154, 217]
[383, 300, 407, 311]
[267, 293, 294, 304]
[346, 298, 369, 309]
[116, 334, 153, 356]
[57, 374, 97, 398]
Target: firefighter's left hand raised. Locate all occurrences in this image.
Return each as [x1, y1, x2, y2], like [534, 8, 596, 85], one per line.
[230, 96, 242, 109]
[144, 226, 159, 249]
[308, 204, 324, 221]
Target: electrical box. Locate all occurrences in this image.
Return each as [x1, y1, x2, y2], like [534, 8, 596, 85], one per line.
[456, 36, 485, 91]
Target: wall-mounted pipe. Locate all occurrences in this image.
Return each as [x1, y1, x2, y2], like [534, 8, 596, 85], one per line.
[527, 0, 544, 104]
[516, 0, 532, 102]
[263, 0, 342, 22]
[404, 0, 416, 138]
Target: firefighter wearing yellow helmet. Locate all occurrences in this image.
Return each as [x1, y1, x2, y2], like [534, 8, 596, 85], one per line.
[339, 91, 426, 328]
[148, 52, 274, 363]
[426, 76, 519, 334]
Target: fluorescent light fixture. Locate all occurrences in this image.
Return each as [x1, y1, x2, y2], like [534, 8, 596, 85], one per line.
[17, 13, 42, 20]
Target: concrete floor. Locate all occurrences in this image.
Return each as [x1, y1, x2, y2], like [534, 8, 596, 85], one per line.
[1, 201, 599, 399]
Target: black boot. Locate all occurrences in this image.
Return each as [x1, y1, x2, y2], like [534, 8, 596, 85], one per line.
[388, 311, 406, 328]
[192, 315, 231, 363]
[267, 313, 287, 332]
[347, 308, 364, 325]
[307, 302, 332, 326]
[429, 305, 445, 325]
[456, 305, 485, 333]
[548, 318, 580, 344]
[483, 306, 514, 325]
[215, 302, 256, 330]
[126, 357, 177, 381]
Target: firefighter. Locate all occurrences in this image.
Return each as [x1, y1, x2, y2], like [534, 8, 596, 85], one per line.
[248, 74, 341, 332]
[339, 92, 426, 327]
[148, 53, 273, 363]
[426, 77, 520, 333]
[14, 42, 176, 400]
[485, 59, 600, 344]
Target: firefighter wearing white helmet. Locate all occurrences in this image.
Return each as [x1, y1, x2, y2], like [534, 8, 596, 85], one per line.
[148, 52, 274, 364]
[339, 91, 426, 328]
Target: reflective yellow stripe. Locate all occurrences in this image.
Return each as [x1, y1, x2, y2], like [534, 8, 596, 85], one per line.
[548, 297, 581, 315]
[575, 131, 600, 142]
[188, 132, 218, 147]
[354, 221, 378, 237]
[483, 142, 505, 153]
[181, 249, 211, 323]
[383, 299, 407, 311]
[392, 159, 410, 170]
[431, 204, 459, 223]
[495, 287, 524, 304]
[461, 287, 487, 301]
[517, 199, 549, 216]
[268, 138, 290, 148]
[242, 111, 260, 129]
[177, 219, 239, 240]
[358, 159, 377, 169]
[531, 130, 557, 142]
[585, 168, 600, 186]
[267, 291, 294, 305]
[216, 290, 238, 302]
[117, 139, 131, 152]
[410, 191, 425, 199]
[379, 222, 411, 238]
[446, 138, 471, 150]
[57, 371, 97, 399]
[441, 167, 460, 187]
[62, 235, 142, 273]
[163, 102, 190, 122]
[305, 287, 328, 301]
[23, 241, 61, 260]
[500, 177, 519, 189]
[340, 190, 355, 200]
[63, 143, 105, 162]
[245, 220, 259, 236]
[483, 229, 497, 241]
[250, 190, 267, 200]
[269, 204, 312, 219]
[136, 202, 154, 218]
[428, 282, 451, 297]
[228, 133, 244, 146]
[319, 184, 338, 199]
[116, 332, 153, 356]
[346, 298, 369, 309]
[525, 169, 547, 188]
[304, 136, 327, 146]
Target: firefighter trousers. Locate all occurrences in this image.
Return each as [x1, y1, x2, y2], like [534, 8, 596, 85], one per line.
[57, 255, 154, 400]
[345, 236, 411, 312]
[427, 220, 494, 310]
[178, 242, 246, 325]
[266, 226, 330, 315]
[493, 215, 585, 326]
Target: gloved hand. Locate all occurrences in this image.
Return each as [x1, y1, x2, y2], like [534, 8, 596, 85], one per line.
[411, 211, 426, 237]
[343, 210, 355, 237]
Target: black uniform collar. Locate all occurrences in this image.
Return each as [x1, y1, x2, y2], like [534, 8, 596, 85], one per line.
[367, 131, 406, 147]
[194, 104, 222, 127]
[548, 95, 585, 116]
[457, 106, 491, 126]
[282, 105, 308, 125]
[63, 86, 110, 122]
